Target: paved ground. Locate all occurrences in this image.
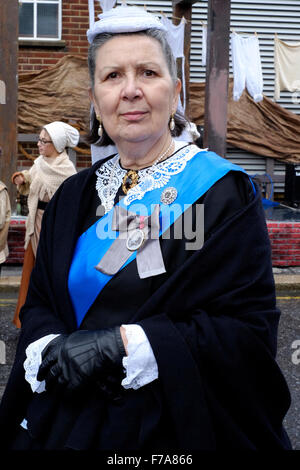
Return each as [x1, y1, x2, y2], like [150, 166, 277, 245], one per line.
[276, 291, 300, 449]
[0, 292, 19, 400]
[0, 275, 299, 449]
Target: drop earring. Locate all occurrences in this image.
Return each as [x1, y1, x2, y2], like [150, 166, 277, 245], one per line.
[169, 113, 175, 131]
[96, 115, 103, 138]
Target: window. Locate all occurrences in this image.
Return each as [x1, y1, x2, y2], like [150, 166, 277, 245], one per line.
[19, 0, 61, 41]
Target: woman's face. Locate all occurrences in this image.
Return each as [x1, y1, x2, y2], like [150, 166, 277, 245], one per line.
[37, 129, 59, 158]
[90, 35, 181, 150]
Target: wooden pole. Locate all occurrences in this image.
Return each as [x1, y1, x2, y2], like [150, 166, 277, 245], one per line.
[0, 0, 18, 211]
[172, 1, 198, 120]
[203, 0, 231, 157]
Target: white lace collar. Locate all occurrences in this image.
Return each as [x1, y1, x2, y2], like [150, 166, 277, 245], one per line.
[95, 142, 200, 213]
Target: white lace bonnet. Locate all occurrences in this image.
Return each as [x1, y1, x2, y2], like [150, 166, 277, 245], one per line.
[86, 4, 167, 44]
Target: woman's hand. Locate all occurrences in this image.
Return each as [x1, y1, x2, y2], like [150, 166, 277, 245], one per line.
[37, 334, 69, 389]
[45, 327, 127, 391]
[13, 174, 25, 185]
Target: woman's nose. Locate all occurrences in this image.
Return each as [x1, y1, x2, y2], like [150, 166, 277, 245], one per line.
[121, 75, 142, 100]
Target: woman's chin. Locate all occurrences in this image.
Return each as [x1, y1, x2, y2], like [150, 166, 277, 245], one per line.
[116, 130, 153, 145]
[114, 125, 169, 148]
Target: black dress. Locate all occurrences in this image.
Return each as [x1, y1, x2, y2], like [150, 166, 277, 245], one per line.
[0, 147, 292, 450]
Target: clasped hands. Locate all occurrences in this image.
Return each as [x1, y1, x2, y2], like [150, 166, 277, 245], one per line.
[37, 327, 127, 395]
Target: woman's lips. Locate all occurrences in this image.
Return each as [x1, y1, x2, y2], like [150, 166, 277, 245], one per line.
[121, 111, 147, 121]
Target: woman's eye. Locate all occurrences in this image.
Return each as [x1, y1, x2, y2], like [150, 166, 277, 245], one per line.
[107, 71, 119, 80]
[144, 69, 156, 77]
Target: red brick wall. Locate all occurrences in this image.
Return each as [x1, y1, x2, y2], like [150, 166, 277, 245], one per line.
[268, 222, 300, 267]
[18, 0, 100, 169]
[6, 220, 26, 265]
[5, 219, 300, 267]
[18, 0, 102, 73]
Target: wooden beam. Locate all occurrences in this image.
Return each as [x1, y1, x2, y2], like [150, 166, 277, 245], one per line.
[203, 0, 231, 157]
[0, 0, 18, 211]
[172, 1, 193, 119]
[18, 134, 39, 143]
[173, 0, 198, 6]
[17, 134, 86, 143]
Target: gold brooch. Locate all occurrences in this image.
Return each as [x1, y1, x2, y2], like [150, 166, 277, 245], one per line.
[122, 170, 139, 194]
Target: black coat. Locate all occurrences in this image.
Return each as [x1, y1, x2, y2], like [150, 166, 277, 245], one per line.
[0, 154, 292, 450]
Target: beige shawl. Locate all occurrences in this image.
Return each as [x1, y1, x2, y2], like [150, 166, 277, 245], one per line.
[17, 151, 76, 249]
[0, 182, 11, 261]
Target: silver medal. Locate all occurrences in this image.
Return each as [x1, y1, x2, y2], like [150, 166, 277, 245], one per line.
[126, 229, 145, 251]
[160, 187, 178, 205]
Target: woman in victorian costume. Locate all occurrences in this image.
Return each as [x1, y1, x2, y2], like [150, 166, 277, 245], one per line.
[0, 5, 292, 450]
[11, 122, 78, 328]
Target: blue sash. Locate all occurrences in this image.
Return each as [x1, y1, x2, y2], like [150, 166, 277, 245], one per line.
[68, 148, 248, 327]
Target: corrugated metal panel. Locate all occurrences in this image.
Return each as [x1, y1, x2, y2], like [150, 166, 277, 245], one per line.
[191, 0, 300, 115]
[226, 150, 266, 173]
[226, 149, 286, 193]
[116, 0, 300, 193]
[227, 149, 286, 175]
[274, 159, 286, 193]
[116, 1, 172, 14]
[194, 0, 300, 193]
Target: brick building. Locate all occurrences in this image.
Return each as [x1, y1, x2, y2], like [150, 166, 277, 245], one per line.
[17, 0, 102, 170]
[18, 0, 101, 74]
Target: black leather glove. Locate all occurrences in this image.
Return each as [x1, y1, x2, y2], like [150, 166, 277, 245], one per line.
[37, 334, 69, 389]
[48, 327, 126, 391]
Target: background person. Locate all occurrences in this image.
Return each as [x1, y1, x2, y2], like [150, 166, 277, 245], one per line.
[0, 181, 11, 276]
[11, 122, 78, 328]
[0, 6, 291, 450]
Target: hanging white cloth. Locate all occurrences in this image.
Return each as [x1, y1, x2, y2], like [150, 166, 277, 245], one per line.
[160, 15, 186, 113]
[230, 32, 263, 102]
[88, 0, 95, 28]
[202, 24, 207, 66]
[99, 0, 116, 13]
[274, 34, 300, 101]
[88, 0, 116, 28]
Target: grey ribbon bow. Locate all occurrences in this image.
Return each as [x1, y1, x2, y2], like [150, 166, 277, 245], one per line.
[95, 204, 166, 279]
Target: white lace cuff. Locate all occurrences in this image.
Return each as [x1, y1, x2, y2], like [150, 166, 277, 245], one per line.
[121, 324, 158, 390]
[24, 334, 60, 394]
[23, 326, 158, 394]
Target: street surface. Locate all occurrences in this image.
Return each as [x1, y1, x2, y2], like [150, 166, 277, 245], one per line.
[0, 289, 299, 449]
[276, 291, 300, 450]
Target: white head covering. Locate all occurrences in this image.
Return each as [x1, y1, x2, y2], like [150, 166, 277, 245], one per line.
[43, 121, 80, 153]
[87, 4, 167, 44]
